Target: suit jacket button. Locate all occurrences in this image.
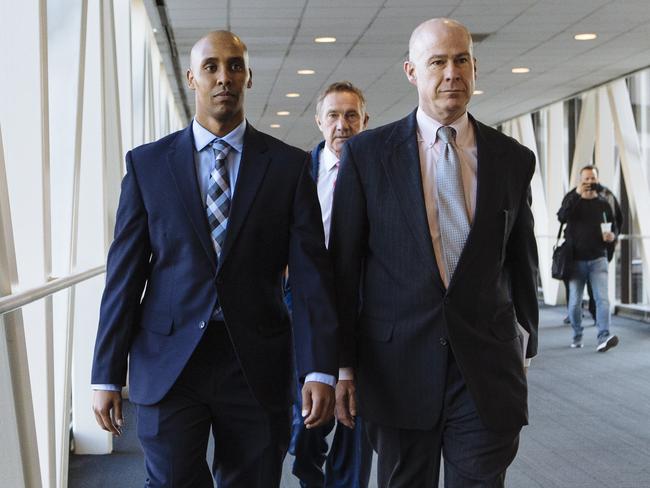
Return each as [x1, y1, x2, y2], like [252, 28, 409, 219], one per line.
[440, 338, 448, 346]
[199, 321, 206, 329]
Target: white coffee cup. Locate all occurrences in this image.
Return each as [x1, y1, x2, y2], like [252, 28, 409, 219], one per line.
[600, 222, 612, 235]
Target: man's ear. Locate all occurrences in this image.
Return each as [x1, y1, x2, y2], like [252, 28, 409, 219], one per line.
[404, 60, 417, 86]
[247, 68, 253, 89]
[315, 113, 322, 130]
[362, 113, 369, 130]
[187, 68, 195, 89]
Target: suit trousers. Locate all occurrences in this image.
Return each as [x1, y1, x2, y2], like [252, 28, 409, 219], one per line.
[365, 352, 520, 488]
[135, 322, 290, 488]
[289, 373, 373, 488]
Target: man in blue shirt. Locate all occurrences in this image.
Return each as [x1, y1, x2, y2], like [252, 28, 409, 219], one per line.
[91, 31, 338, 487]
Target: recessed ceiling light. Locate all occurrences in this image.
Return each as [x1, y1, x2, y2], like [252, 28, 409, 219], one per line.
[277, 111, 290, 116]
[473, 90, 484, 95]
[286, 93, 300, 98]
[314, 37, 336, 43]
[574, 33, 597, 41]
[270, 124, 281, 128]
[297, 69, 315, 75]
[511, 67, 530, 74]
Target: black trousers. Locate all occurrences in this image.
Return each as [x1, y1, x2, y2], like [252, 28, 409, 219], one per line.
[366, 353, 520, 488]
[135, 322, 290, 488]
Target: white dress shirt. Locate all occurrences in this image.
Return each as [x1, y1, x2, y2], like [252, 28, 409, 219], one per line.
[317, 145, 340, 248]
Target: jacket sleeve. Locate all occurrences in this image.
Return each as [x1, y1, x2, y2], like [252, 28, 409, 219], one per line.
[505, 149, 539, 359]
[91, 152, 151, 386]
[329, 141, 368, 368]
[288, 154, 339, 380]
[557, 188, 580, 223]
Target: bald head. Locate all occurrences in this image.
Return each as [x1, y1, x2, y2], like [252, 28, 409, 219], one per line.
[408, 18, 473, 62]
[403, 18, 476, 125]
[190, 30, 249, 70]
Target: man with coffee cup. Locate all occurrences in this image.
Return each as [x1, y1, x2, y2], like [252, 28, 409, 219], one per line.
[557, 165, 621, 351]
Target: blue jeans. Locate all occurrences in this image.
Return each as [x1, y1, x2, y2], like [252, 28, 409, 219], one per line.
[568, 257, 610, 340]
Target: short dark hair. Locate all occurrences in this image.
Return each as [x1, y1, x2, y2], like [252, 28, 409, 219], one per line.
[316, 81, 366, 116]
[580, 164, 599, 176]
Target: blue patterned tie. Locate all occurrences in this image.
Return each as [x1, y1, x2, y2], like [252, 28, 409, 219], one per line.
[206, 139, 232, 257]
[436, 126, 470, 282]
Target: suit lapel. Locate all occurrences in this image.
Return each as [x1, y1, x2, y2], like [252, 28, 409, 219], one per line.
[382, 111, 444, 291]
[217, 124, 270, 273]
[447, 116, 500, 290]
[311, 142, 323, 182]
[167, 125, 217, 270]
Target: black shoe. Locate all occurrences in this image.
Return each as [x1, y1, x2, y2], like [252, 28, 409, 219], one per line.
[597, 335, 619, 352]
[563, 316, 571, 324]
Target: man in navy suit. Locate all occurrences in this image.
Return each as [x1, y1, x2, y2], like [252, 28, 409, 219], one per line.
[330, 19, 539, 487]
[289, 82, 373, 488]
[91, 31, 337, 487]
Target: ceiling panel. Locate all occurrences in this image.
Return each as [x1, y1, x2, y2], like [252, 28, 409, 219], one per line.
[145, 0, 650, 149]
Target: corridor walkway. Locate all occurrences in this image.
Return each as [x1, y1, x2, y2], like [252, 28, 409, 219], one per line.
[69, 305, 650, 487]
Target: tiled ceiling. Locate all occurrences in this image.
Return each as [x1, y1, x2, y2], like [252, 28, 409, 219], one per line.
[144, 0, 650, 150]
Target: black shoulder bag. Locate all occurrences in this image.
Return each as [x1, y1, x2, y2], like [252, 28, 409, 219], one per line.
[551, 223, 573, 280]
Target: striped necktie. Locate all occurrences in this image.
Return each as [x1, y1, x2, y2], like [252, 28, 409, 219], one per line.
[206, 139, 232, 257]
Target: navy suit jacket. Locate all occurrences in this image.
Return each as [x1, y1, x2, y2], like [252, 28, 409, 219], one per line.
[329, 110, 539, 432]
[91, 122, 338, 411]
[310, 141, 326, 181]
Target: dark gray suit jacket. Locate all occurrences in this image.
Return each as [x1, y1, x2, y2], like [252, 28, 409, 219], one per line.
[329, 110, 539, 432]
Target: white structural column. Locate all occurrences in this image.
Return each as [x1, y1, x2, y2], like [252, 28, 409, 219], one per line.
[571, 91, 597, 184]
[0, 125, 42, 488]
[544, 102, 567, 305]
[0, 0, 52, 485]
[46, 0, 90, 484]
[608, 79, 650, 304]
[514, 115, 553, 303]
[596, 87, 618, 309]
[100, 0, 124, 254]
[71, 0, 114, 456]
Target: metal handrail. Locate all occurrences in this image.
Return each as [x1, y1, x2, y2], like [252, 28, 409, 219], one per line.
[0, 265, 106, 316]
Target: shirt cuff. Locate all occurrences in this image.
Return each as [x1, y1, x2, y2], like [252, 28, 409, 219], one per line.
[517, 323, 531, 367]
[92, 384, 122, 391]
[304, 372, 336, 388]
[338, 367, 354, 381]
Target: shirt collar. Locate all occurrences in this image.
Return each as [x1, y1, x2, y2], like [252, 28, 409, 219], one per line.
[192, 118, 246, 153]
[321, 144, 340, 171]
[416, 108, 470, 147]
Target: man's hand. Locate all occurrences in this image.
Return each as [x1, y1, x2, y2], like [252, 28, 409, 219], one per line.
[335, 379, 357, 429]
[301, 381, 335, 429]
[579, 182, 595, 197]
[603, 231, 615, 242]
[92, 390, 124, 436]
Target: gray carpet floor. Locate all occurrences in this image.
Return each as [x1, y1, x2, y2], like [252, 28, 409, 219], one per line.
[69, 305, 650, 487]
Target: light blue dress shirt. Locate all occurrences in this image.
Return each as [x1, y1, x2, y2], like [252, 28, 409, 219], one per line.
[193, 118, 245, 320]
[94, 119, 334, 391]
